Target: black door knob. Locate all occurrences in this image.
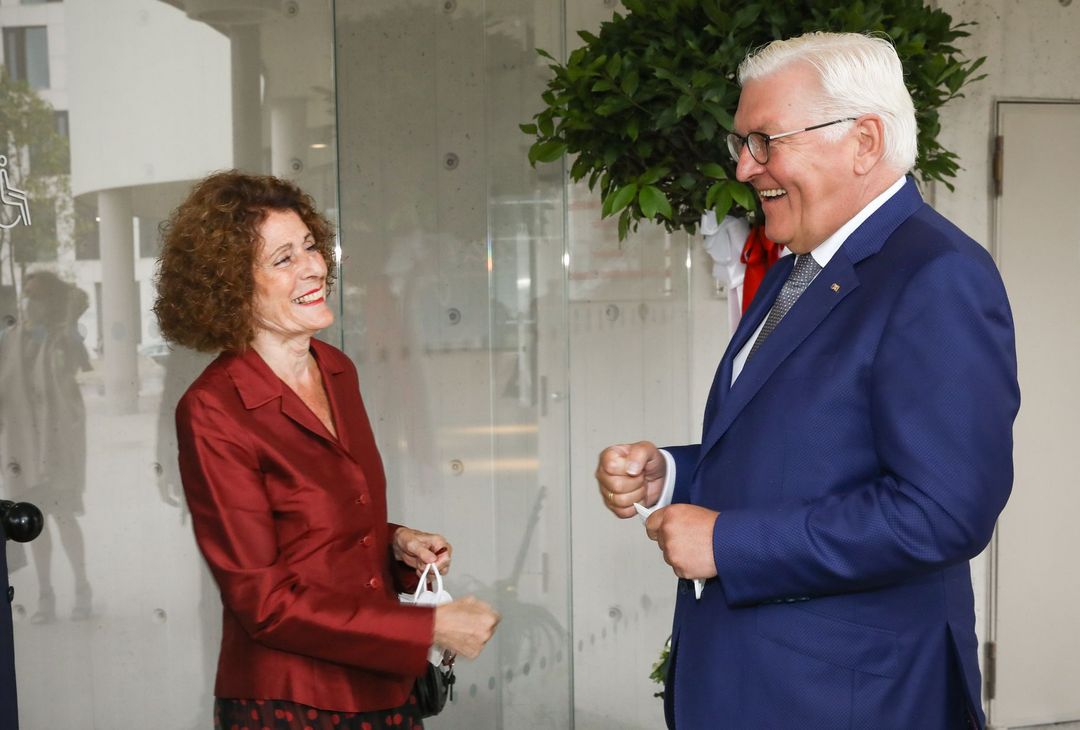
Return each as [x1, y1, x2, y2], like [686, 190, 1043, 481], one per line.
[0, 500, 44, 543]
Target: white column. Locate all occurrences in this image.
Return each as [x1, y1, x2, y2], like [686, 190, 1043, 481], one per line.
[98, 188, 138, 414]
[230, 25, 263, 172]
[270, 97, 306, 180]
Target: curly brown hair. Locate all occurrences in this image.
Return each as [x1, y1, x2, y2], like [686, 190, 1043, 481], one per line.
[153, 171, 336, 352]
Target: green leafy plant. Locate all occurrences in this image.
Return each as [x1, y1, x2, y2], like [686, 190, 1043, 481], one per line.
[522, 0, 985, 240]
[649, 635, 671, 699]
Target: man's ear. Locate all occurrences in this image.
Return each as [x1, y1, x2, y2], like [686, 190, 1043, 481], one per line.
[852, 114, 886, 175]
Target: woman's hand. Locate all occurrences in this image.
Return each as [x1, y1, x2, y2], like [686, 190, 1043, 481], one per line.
[392, 526, 452, 575]
[433, 597, 500, 660]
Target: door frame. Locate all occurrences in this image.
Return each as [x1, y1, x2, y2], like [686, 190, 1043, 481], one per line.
[987, 97, 1080, 728]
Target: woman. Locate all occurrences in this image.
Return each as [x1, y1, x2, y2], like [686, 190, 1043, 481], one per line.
[153, 171, 499, 729]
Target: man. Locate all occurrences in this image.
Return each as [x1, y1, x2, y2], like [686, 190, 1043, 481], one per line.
[596, 33, 1018, 729]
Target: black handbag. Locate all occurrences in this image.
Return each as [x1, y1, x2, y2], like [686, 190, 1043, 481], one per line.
[414, 658, 455, 718]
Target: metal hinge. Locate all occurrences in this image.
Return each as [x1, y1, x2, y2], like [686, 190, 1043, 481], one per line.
[984, 640, 997, 699]
[992, 136, 1004, 197]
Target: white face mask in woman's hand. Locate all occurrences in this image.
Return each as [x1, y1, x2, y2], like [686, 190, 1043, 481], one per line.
[400, 562, 454, 664]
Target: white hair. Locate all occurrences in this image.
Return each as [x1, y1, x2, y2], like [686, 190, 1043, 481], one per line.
[738, 32, 917, 173]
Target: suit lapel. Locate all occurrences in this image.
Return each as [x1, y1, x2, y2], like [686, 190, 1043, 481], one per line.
[699, 258, 859, 457]
[698, 177, 925, 460]
[701, 256, 792, 429]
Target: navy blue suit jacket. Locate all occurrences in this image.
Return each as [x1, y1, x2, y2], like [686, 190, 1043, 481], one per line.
[1, 523, 18, 730]
[664, 179, 1019, 729]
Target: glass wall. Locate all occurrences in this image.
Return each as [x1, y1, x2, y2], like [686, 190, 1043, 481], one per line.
[333, 1, 575, 725]
[1, 0, 339, 727]
[333, 2, 730, 727]
[2, 0, 729, 727]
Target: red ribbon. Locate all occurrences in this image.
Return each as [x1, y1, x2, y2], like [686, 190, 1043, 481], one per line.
[739, 225, 784, 314]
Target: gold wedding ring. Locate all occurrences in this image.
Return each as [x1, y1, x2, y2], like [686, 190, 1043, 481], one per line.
[608, 490, 615, 502]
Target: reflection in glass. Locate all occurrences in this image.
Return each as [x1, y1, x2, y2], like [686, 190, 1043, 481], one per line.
[334, 2, 576, 726]
[0, 0, 703, 726]
[3, 0, 341, 726]
[2, 25, 51, 89]
[0, 271, 93, 623]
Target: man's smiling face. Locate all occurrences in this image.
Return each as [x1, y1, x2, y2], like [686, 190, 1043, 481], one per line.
[733, 62, 863, 254]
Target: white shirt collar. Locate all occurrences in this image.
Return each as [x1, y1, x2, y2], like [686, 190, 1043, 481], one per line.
[807, 175, 907, 269]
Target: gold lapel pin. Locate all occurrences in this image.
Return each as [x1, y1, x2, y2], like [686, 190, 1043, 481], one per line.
[830, 283, 841, 293]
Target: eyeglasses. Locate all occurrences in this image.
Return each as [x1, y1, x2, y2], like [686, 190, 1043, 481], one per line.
[726, 117, 857, 165]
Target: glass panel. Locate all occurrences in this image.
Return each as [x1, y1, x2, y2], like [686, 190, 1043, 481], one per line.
[334, 0, 571, 726]
[1, 1, 338, 727]
[562, 6, 727, 728]
[2, 1, 726, 726]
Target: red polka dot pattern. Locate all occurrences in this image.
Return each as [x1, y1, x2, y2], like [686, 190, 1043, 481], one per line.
[215, 695, 424, 730]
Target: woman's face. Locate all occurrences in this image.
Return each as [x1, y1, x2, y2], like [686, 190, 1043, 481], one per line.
[251, 209, 334, 342]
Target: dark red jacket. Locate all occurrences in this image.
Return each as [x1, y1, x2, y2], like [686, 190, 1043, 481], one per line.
[176, 338, 431, 712]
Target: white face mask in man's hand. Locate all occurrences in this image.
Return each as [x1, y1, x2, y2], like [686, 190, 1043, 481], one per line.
[635, 502, 705, 600]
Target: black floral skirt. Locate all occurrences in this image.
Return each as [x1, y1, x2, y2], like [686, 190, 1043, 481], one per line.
[214, 693, 425, 730]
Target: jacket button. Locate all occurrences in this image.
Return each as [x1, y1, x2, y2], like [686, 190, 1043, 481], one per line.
[361, 534, 373, 547]
[355, 494, 370, 505]
[367, 576, 381, 589]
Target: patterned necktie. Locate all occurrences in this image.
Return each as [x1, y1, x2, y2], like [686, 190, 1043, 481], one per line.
[747, 254, 822, 360]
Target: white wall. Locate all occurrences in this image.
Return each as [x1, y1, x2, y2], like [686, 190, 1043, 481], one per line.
[934, 0, 1080, 245]
[66, 0, 231, 198]
[932, 0, 1080, 703]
